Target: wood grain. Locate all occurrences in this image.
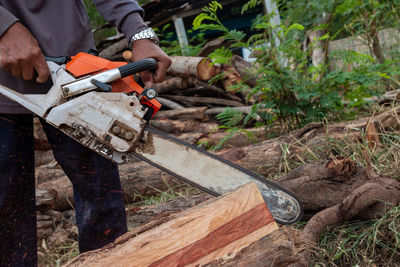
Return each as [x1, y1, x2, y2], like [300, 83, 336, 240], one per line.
[64, 182, 278, 267]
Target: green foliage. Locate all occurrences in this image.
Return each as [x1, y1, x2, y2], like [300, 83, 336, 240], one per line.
[216, 107, 245, 127]
[193, 1, 248, 63]
[193, 0, 400, 133]
[155, 24, 206, 56]
[241, 0, 263, 14]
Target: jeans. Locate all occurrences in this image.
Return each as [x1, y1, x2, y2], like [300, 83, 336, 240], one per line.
[0, 114, 127, 266]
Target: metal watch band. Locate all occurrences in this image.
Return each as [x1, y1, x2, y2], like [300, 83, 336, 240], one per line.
[128, 28, 159, 48]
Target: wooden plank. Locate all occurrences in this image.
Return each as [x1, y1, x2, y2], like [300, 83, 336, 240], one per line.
[65, 182, 278, 267]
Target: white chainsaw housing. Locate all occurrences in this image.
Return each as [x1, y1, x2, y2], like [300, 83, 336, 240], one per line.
[0, 62, 146, 163]
[47, 91, 146, 152]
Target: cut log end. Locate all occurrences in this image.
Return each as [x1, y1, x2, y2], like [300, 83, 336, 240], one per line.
[197, 58, 216, 81]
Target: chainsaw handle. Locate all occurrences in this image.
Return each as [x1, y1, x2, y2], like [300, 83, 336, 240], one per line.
[118, 58, 157, 78]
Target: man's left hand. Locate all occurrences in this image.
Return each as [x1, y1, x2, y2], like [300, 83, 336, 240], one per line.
[131, 39, 171, 88]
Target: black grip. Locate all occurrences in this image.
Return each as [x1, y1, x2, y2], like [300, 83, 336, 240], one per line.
[118, 58, 157, 78]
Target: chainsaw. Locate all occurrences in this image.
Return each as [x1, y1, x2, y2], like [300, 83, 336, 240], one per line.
[0, 52, 303, 224]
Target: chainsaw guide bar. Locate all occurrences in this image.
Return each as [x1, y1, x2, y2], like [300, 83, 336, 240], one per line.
[131, 126, 303, 225]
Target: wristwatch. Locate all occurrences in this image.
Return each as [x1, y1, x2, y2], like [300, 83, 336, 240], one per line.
[128, 28, 159, 48]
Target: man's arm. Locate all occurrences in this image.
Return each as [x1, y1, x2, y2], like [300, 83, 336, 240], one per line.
[0, 6, 49, 83]
[93, 0, 171, 88]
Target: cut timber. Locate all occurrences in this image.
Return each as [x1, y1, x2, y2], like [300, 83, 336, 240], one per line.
[163, 95, 245, 107]
[154, 77, 188, 94]
[99, 39, 128, 60]
[122, 50, 132, 62]
[156, 97, 184, 110]
[168, 56, 217, 81]
[153, 107, 208, 120]
[230, 55, 257, 88]
[222, 65, 242, 91]
[64, 182, 278, 267]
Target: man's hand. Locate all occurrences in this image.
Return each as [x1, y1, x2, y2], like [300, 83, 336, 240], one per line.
[131, 39, 171, 88]
[0, 22, 49, 83]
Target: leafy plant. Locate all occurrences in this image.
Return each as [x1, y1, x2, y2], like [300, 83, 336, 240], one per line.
[193, 0, 400, 133]
[155, 24, 206, 56]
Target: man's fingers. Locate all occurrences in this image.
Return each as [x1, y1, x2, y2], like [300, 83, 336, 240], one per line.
[153, 61, 169, 83]
[34, 56, 50, 83]
[10, 65, 22, 78]
[21, 63, 35, 80]
[140, 70, 154, 88]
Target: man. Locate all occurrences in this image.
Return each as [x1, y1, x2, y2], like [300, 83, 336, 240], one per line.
[0, 1, 171, 265]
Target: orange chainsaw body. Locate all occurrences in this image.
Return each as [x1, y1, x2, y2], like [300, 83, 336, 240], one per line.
[65, 52, 161, 116]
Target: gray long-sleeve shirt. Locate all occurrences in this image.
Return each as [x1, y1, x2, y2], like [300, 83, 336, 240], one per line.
[0, 0, 147, 113]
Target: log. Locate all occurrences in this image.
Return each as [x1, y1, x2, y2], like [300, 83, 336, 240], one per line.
[35, 150, 56, 167]
[150, 119, 219, 134]
[154, 77, 188, 94]
[163, 95, 245, 107]
[99, 39, 128, 60]
[127, 194, 211, 229]
[34, 117, 51, 151]
[222, 64, 243, 91]
[37, 174, 74, 211]
[217, 107, 400, 177]
[206, 227, 305, 267]
[363, 88, 400, 104]
[37, 160, 181, 210]
[230, 55, 257, 88]
[153, 107, 208, 120]
[191, 80, 243, 102]
[156, 97, 184, 110]
[168, 56, 217, 81]
[36, 188, 57, 211]
[122, 50, 132, 62]
[276, 158, 400, 266]
[198, 38, 227, 57]
[64, 183, 278, 267]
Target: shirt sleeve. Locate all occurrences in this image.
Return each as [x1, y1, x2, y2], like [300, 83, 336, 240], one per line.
[0, 6, 19, 38]
[93, 0, 148, 41]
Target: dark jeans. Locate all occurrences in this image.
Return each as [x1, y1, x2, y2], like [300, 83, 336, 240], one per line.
[0, 114, 127, 266]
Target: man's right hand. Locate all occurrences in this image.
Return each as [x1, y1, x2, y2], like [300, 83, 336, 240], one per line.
[0, 22, 49, 83]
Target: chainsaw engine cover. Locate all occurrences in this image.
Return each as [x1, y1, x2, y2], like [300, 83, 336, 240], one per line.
[45, 91, 146, 157]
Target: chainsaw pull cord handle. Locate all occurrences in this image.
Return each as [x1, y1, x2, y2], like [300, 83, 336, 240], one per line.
[118, 58, 157, 78]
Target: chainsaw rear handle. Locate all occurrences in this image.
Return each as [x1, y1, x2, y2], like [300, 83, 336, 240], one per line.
[118, 58, 157, 78]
